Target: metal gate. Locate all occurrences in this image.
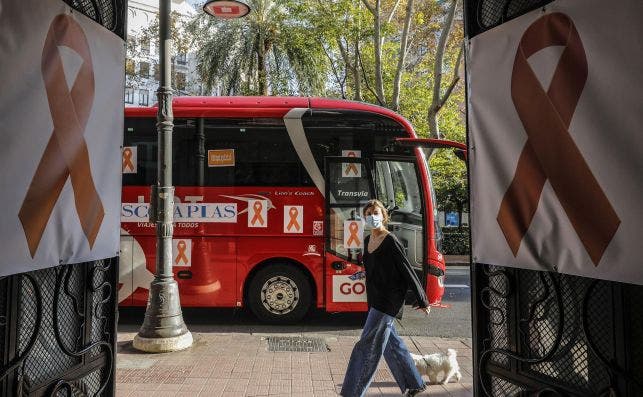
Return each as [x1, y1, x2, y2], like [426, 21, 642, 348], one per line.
[471, 265, 642, 396]
[464, 3, 643, 394]
[0, 1, 126, 396]
[0, 260, 119, 396]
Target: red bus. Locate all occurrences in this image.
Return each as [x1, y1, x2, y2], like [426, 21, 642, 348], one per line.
[119, 96, 463, 323]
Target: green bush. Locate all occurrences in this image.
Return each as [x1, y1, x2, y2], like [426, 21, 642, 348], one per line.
[440, 227, 470, 255]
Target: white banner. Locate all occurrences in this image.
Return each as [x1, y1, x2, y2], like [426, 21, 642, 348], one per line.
[120, 203, 238, 223]
[332, 275, 367, 303]
[468, 0, 643, 284]
[0, 0, 124, 276]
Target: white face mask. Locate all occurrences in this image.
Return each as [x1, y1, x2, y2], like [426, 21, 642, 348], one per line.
[365, 214, 383, 229]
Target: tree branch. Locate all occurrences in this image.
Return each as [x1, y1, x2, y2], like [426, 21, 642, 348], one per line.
[320, 38, 346, 99]
[357, 46, 384, 106]
[438, 43, 463, 109]
[386, 0, 402, 23]
[391, 0, 415, 111]
[427, 0, 458, 139]
[361, 0, 375, 14]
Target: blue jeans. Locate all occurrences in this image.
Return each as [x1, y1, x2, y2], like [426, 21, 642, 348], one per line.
[340, 308, 425, 396]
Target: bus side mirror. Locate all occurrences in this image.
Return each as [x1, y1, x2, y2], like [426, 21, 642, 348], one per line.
[454, 149, 467, 162]
[331, 261, 347, 270]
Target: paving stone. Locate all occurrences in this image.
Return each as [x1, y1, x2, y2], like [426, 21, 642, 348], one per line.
[116, 332, 472, 396]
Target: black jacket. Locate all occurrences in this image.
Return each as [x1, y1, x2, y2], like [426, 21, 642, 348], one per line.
[363, 234, 429, 318]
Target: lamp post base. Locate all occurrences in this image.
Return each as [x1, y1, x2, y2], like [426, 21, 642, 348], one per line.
[133, 279, 193, 353]
[133, 332, 193, 353]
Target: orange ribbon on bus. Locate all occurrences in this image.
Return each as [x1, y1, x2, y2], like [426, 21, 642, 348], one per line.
[18, 15, 105, 257]
[344, 151, 359, 176]
[175, 240, 189, 265]
[251, 201, 264, 226]
[287, 207, 300, 231]
[122, 148, 135, 172]
[497, 13, 620, 265]
[346, 222, 361, 247]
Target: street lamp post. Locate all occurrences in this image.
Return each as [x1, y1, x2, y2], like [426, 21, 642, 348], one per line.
[133, 0, 251, 353]
[133, 0, 192, 353]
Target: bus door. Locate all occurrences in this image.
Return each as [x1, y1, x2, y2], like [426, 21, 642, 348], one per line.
[324, 156, 374, 312]
[392, 138, 469, 305]
[372, 156, 430, 300]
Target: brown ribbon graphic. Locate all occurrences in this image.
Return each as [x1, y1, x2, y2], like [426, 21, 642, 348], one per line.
[250, 201, 264, 226]
[18, 14, 104, 257]
[344, 151, 359, 176]
[287, 207, 300, 231]
[497, 13, 619, 266]
[122, 148, 135, 172]
[346, 222, 361, 248]
[175, 240, 189, 265]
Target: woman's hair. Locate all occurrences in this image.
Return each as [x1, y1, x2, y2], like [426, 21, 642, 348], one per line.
[362, 199, 390, 225]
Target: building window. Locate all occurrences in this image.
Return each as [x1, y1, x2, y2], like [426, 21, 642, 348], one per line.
[176, 53, 187, 65]
[139, 62, 150, 78]
[140, 38, 150, 54]
[154, 64, 160, 81]
[127, 38, 135, 52]
[125, 59, 135, 76]
[139, 89, 149, 106]
[175, 72, 186, 91]
[125, 87, 134, 104]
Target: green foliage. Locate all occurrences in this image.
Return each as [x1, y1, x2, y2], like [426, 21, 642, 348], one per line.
[441, 226, 470, 255]
[185, 0, 329, 96]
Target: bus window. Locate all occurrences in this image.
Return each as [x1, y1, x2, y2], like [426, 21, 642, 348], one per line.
[203, 118, 314, 187]
[301, 111, 411, 173]
[374, 160, 424, 269]
[123, 118, 197, 186]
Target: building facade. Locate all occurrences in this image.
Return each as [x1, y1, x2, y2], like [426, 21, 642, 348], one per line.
[125, 0, 203, 107]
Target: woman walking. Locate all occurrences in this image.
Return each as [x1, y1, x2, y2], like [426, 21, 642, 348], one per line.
[340, 199, 430, 397]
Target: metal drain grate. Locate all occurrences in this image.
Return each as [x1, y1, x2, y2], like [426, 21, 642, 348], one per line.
[267, 336, 329, 352]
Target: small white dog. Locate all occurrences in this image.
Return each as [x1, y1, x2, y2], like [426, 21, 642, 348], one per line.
[410, 349, 462, 385]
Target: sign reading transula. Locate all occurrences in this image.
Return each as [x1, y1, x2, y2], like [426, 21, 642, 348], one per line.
[468, 0, 643, 284]
[0, 0, 124, 276]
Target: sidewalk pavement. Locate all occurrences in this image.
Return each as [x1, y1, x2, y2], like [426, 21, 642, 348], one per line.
[116, 332, 473, 397]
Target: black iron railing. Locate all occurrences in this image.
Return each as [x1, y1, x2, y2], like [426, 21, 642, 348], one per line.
[472, 264, 643, 396]
[0, 259, 118, 397]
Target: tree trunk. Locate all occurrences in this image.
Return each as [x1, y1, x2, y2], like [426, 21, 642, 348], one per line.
[390, 0, 415, 111]
[371, 0, 386, 104]
[353, 36, 362, 101]
[257, 48, 267, 96]
[427, 0, 458, 139]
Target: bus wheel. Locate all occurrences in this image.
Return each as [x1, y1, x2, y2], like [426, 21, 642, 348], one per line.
[248, 265, 312, 324]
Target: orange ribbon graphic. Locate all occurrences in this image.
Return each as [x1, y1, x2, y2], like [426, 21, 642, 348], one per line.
[287, 207, 300, 231]
[346, 222, 361, 247]
[251, 201, 264, 226]
[344, 152, 359, 176]
[497, 13, 620, 265]
[18, 15, 104, 257]
[175, 240, 189, 265]
[122, 148, 134, 172]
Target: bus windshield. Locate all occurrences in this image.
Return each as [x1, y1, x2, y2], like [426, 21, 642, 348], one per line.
[374, 160, 424, 269]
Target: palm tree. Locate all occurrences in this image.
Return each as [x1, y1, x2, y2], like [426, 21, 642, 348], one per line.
[189, 0, 328, 96]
